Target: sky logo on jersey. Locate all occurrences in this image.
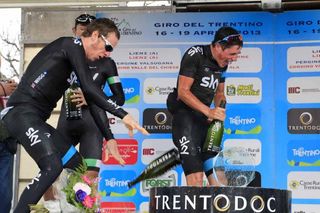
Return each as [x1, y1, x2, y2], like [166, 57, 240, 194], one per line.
[104, 78, 140, 104]
[287, 108, 320, 134]
[67, 71, 78, 85]
[100, 202, 136, 213]
[143, 108, 172, 133]
[102, 139, 138, 165]
[224, 107, 262, 135]
[73, 37, 82, 46]
[99, 170, 136, 197]
[287, 140, 320, 167]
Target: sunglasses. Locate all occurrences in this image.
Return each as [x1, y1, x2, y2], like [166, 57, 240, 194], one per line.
[76, 14, 96, 23]
[100, 35, 114, 52]
[217, 34, 243, 44]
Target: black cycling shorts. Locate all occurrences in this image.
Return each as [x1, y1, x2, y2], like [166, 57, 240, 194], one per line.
[2, 105, 71, 164]
[171, 108, 213, 176]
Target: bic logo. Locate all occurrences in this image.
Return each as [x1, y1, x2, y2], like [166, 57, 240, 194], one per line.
[288, 87, 300, 94]
[143, 148, 155, 155]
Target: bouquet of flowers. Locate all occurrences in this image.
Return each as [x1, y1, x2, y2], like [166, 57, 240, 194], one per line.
[63, 161, 101, 213]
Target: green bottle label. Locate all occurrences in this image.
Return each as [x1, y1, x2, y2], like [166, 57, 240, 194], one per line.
[202, 100, 226, 154]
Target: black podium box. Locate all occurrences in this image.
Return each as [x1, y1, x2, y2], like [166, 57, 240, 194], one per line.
[150, 186, 291, 213]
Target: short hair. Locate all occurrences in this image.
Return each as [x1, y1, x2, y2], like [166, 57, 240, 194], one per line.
[212, 26, 243, 49]
[74, 14, 96, 27]
[82, 18, 120, 40]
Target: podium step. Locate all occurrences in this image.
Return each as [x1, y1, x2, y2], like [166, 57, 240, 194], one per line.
[150, 186, 291, 213]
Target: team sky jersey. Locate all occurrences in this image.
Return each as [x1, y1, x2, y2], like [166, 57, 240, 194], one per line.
[178, 45, 227, 107]
[7, 37, 127, 121]
[58, 57, 124, 141]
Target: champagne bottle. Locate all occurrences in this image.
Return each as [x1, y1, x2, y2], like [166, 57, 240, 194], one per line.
[128, 148, 181, 188]
[65, 82, 82, 120]
[203, 100, 226, 155]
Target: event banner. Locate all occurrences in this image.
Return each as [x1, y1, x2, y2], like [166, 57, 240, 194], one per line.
[94, 11, 319, 212]
[274, 11, 320, 212]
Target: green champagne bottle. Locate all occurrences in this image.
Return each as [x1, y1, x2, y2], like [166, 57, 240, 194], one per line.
[203, 100, 226, 155]
[128, 148, 181, 188]
[65, 82, 82, 120]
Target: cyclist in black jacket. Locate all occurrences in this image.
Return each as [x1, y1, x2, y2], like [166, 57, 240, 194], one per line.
[167, 27, 243, 186]
[1, 18, 148, 213]
[42, 14, 126, 211]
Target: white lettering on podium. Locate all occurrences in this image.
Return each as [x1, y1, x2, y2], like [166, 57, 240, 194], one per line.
[154, 193, 277, 212]
[250, 196, 264, 212]
[173, 195, 181, 209]
[267, 197, 276, 212]
[235, 196, 247, 211]
[185, 195, 196, 209]
[199, 195, 211, 210]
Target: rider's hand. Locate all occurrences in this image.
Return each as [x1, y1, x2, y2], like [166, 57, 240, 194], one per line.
[207, 107, 226, 122]
[104, 139, 125, 166]
[122, 114, 149, 137]
[71, 89, 87, 107]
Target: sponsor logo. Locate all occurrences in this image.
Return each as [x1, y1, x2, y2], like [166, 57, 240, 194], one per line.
[31, 71, 47, 88]
[100, 202, 136, 213]
[73, 37, 82, 46]
[99, 170, 136, 197]
[287, 171, 320, 199]
[102, 139, 138, 165]
[200, 74, 219, 90]
[153, 193, 277, 212]
[287, 108, 320, 134]
[224, 107, 262, 135]
[143, 78, 175, 104]
[179, 136, 190, 155]
[225, 78, 262, 103]
[141, 139, 176, 165]
[107, 108, 139, 134]
[143, 108, 172, 133]
[25, 127, 42, 146]
[288, 86, 300, 94]
[26, 173, 41, 190]
[140, 170, 177, 196]
[224, 139, 261, 165]
[67, 71, 78, 85]
[104, 78, 140, 104]
[287, 77, 320, 103]
[287, 140, 320, 167]
[187, 46, 203, 56]
[110, 17, 142, 36]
